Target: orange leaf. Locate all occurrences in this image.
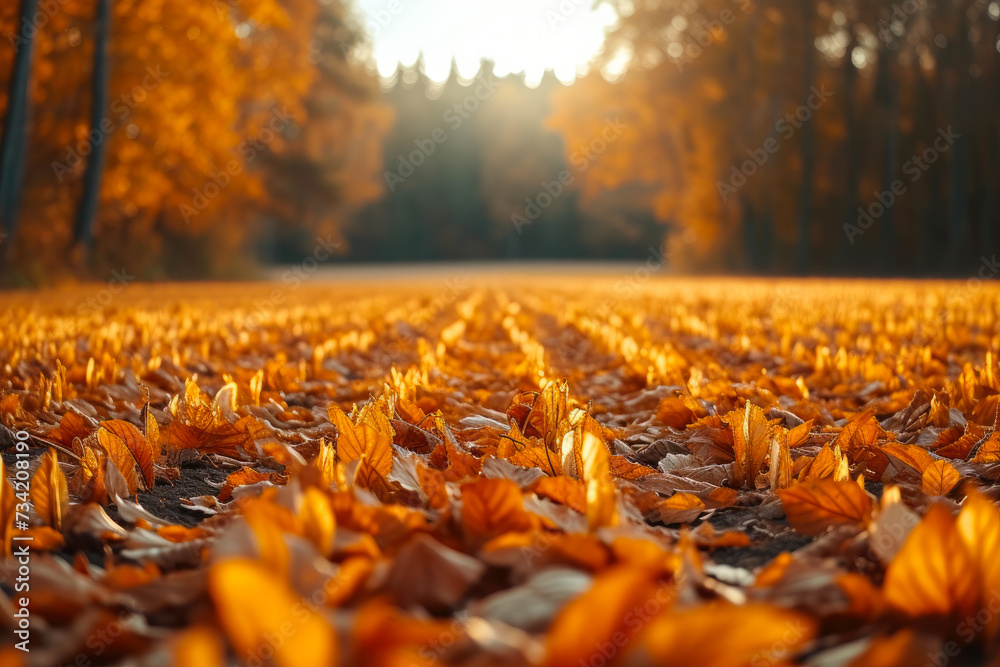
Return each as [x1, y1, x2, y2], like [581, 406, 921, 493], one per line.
[833, 409, 886, 451]
[726, 402, 772, 489]
[163, 421, 253, 458]
[609, 455, 657, 480]
[218, 467, 274, 502]
[329, 406, 392, 478]
[21, 525, 65, 551]
[957, 491, 1000, 637]
[416, 463, 449, 510]
[971, 430, 1000, 463]
[171, 625, 224, 667]
[530, 476, 586, 514]
[49, 410, 93, 446]
[209, 558, 336, 667]
[546, 566, 667, 667]
[786, 419, 814, 448]
[143, 402, 161, 463]
[460, 478, 535, 547]
[656, 396, 695, 428]
[658, 492, 705, 525]
[881, 443, 936, 475]
[884, 503, 979, 618]
[498, 425, 560, 475]
[777, 479, 874, 536]
[354, 455, 396, 501]
[101, 419, 155, 489]
[30, 449, 69, 530]
[636, 602, 816, 667]
[920, 460, 960, 496]
[96, 428, 139, 495]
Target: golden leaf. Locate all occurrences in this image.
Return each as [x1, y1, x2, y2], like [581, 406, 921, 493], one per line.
[96, 427, 139, 495]
[727, 401, 773, 488]
[636, 602, 816, 667]
[0, 458, 17, 557]
[920, 460, 960, 496]
[546, 566, 666, 667]
[209, 558, 336, 667]
[460, 478, 535, 547]
[884, 503, 979, 618]
[30, 449, 69, 530]
[833, 409, 886, 451]
[956, 491, 1000, 637]
[329, 406, 392, 478]
[101, 419, 155, 490]
[777, 479, 874, 536]
[881, 443, 936, 475]
[609, 455, 657, 480]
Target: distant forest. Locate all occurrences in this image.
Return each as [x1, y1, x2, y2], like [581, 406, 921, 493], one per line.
[266, 65, 665, 266]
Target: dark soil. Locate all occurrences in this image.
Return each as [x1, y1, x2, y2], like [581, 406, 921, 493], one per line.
[706, 507, 813, 570]
[136, 462, 232, 527]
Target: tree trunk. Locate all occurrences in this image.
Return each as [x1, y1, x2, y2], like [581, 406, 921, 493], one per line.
[72, 0, 111, 252]
[875, 43, 898, 275]
[839, 33, 859, 273]
[0, 0, 40, 252]
[794, 0, 816, 275]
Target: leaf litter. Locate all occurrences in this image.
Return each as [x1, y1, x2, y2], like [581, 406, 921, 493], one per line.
[2, 278, 1000, 665]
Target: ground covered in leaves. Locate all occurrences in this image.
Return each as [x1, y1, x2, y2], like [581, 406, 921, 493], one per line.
[3, 276, 1000, 667]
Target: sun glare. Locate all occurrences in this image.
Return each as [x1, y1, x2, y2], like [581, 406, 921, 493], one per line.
[358, 0, 618, 86]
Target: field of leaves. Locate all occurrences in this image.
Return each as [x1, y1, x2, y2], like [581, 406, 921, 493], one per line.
[3, 276, 1000, 666]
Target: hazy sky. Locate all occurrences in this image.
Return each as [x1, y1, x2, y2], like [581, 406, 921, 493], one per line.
[355, 0, 618, 85]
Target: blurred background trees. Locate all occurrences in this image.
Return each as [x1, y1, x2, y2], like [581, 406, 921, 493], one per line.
[552, 0, 1000, 274]
[0, 0, 388, 282]
[0, 0, 997, 282]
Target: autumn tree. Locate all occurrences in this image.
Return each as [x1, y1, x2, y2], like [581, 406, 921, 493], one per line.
[0, 0, 389, 282]
[0, 0, 38, 256]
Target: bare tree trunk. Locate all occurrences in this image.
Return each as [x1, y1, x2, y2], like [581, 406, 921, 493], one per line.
[0, 0, 40, 256]
[839, 32, 859, 273]
[795, 0, 816, 275]
[875, 43, 898, 275]
[72, 0, 111, 253]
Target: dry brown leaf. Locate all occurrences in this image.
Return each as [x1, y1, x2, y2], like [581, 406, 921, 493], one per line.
[727, 402, 773, 489]
[920, 460, 960, 496]
[101, 419, 156, 490]
[30, 449, 69, 530]
[884, 503, 979, 618]
[96, 427, 139, 495]
[209, 558, 336, 667]
[777, 478, 874, 536]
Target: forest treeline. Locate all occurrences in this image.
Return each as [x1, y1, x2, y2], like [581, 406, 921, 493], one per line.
[0, 0, 998, 281]
[552, 0, 1000, 274]
[0, 0, 389, 282]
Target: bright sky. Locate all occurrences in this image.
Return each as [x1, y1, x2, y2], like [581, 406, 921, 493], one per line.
[355, 0, 618, 86]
